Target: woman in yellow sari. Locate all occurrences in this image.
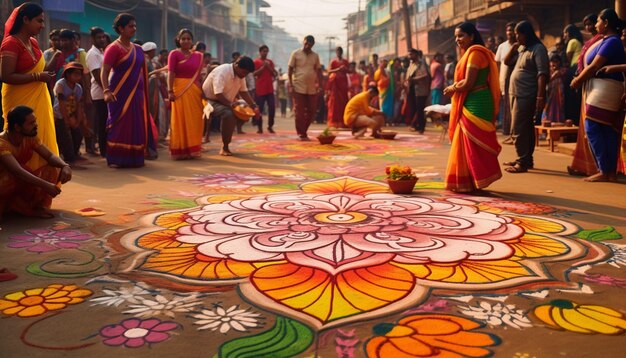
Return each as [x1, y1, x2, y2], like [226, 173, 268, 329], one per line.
[443, 22, 502, 192]
[1, 3, 57, 172]
[168, 29, 204, 160]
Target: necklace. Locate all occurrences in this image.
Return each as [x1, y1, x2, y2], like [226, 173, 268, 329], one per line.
[116, 39, 132, 51]
[15, 35, 36, 62]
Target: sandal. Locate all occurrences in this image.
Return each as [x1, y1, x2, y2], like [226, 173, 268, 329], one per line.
[503, 160, 518, 166]
[504, 164, 528, 173]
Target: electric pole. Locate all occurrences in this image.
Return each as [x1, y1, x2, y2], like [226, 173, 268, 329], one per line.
[326, 36, 338, 64]
[401, 0, 412, 50]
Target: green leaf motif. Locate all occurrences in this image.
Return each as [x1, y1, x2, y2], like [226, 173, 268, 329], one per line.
[302, 171, 334, 179]
[576, 226, 622, 242]
[218, 317, 313, 358]
[414, 181, 445, 189]
[156, 198, 197, 209]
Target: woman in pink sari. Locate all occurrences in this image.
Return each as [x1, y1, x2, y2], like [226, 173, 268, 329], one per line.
[326, 46, 349, 128]
[100, 13, 157, 168]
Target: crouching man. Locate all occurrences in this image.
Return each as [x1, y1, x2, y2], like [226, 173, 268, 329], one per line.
[0, 106, 72, 219]
[344, 86, 385, 138]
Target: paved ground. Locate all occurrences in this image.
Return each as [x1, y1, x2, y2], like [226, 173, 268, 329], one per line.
[1, 116, 625, 357]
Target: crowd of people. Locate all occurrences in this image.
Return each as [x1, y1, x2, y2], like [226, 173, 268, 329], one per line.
[1, 2, 626, 219]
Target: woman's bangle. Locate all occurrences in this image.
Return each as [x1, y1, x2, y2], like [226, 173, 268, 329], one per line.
[536, 96, 545, 99]
[103, 88, 111, 94]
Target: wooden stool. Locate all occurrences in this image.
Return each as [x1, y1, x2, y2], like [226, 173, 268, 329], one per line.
[534, 125, 579, 152]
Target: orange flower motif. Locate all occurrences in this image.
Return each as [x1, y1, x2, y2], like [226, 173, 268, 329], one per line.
[0, 284, 92, 317]
[366, 314, 499, 357]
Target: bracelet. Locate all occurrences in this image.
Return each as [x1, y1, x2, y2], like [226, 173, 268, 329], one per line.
[536, 97, 545, 99]
[103, 89, 112, 94]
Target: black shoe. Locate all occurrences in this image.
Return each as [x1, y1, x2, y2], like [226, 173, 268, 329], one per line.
[257, 129, 263, 134]
[268, 127, 275, 133]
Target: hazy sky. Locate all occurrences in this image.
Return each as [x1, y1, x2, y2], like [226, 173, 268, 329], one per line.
[263, 0, 361, 49]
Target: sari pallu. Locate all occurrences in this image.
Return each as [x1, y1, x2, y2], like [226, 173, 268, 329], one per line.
[2, 56, 58, 171]
[570, 37, 602, 175]
[381, 61, 395, 119]
[446, 45, 502, 192]
[106, 44, 157, 167]
[170, 54, 203, 159]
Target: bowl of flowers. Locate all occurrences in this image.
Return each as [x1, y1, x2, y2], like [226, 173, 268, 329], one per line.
[317, 127, 337, 144]
[385, 164, 418, 194]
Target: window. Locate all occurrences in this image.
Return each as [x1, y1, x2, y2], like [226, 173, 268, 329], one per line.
[247, 0, 253, 14]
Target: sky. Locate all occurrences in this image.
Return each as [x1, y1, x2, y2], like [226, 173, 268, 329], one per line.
[262, 0, 362, 50]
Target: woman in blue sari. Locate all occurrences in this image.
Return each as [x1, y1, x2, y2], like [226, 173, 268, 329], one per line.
[571, 8, 625, 182]
[100, 13, 157, 168]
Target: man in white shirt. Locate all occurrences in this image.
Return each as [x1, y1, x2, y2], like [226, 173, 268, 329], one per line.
[85, 27, 108, 157]
[494, 21, 517, 140]
[202, 57, 258, 156]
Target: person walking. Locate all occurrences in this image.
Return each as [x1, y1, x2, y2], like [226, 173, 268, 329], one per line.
[253, 45, 278, 133]
[443, 22, 502, 192]
[168, 29, 204, 160]
[504, 21, 549, 173]
[1, 3, 58, 172]
[288, 35, 322, 141]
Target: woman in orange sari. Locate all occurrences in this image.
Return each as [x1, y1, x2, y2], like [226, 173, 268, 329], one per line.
[443, 22, 502, 192]
[1, 3, 57, 173]
[168, 29, 203, 159]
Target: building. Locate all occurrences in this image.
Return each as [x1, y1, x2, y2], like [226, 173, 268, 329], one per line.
[4, 0, 297, 64]
[348, 0, 615, 62]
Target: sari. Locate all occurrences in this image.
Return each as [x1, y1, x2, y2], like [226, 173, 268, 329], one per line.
[0, 136, 58, 214]
[1, 37, 58, 172]
[375, 65, 394, 118]
[446, 45, 502, 192]
[326, 58, 350, 128]
[581, 35, 625, 175]
[104, 42, 158, 167]
[382, 61, 396, 119]
[169, 51, 203, 159]
[570, 35, 602, 175]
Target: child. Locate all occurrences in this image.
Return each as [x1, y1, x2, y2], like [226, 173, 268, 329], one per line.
[543, 54, 567, 124]
[53, 62, 86, 168]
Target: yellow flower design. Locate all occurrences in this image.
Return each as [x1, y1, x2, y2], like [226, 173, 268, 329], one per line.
[0, 284, 92, 317]
[534, 299, 626, 334]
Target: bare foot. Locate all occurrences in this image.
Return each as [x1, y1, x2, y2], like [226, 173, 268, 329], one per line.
[353, 128, 367, 138]
[583, 172, 611, 182]
[219, 148, 233, 156]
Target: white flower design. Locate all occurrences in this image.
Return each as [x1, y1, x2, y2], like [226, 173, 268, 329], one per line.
[91, 286, 152, 307]
[123, 294, 203, 318]
[192, 305, 263, 333]
[604, 243, 626, 268]
[457, 301, 533, 329]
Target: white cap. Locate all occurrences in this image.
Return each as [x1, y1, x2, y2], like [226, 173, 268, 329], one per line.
[141, 42, 157, 52]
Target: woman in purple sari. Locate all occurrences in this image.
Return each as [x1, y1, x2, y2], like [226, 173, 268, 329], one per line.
[100, 13, 157, 168]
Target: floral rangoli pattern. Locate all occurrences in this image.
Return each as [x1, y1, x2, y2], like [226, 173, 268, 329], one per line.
[120, 177, 606, 330]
